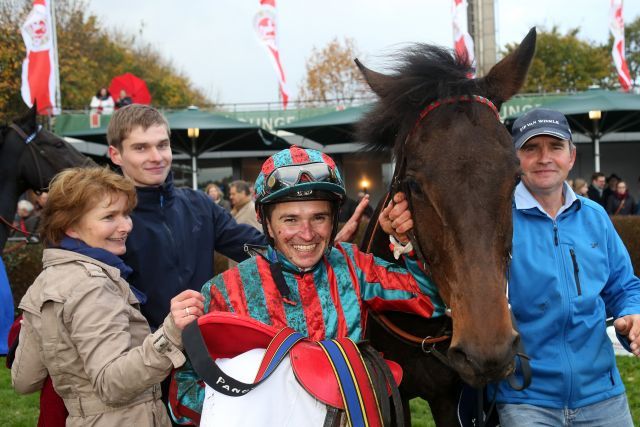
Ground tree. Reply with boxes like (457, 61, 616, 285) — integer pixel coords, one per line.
(502, 27, 612, 93)
(297, 37, 370, 107)
(0, 0, 211, 122)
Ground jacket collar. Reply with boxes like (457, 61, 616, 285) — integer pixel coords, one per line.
(134, 172, 176, 207)
(514, 181, 580, 218)
(43, 248, 122, 283)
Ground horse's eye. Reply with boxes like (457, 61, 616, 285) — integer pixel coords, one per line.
(407, 179, 423, 197)
(55, 141, 64, 148)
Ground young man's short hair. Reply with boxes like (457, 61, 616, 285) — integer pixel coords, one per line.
(40, 167, 137, 245)
(591, 172, 605, 182)
(107, 104, 170, 151)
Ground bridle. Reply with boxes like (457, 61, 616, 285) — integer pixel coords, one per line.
(8, 122, 48, 192)
(365, 94, 501, 352)
(392, 94, 501, 275)
(367, 95, 501, 280)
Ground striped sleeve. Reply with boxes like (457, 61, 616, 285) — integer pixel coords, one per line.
(338, 243, 437, 318)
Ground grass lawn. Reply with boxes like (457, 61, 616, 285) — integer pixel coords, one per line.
(0, 356, 637, 425)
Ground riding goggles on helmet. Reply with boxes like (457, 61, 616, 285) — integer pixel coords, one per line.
(258, 162, 345, 204)
(266, 163, 340, 192)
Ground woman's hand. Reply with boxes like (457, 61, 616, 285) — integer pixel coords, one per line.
(170, 290, 205, 330)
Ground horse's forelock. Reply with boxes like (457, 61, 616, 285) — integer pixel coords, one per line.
(358, 43, 478, 153)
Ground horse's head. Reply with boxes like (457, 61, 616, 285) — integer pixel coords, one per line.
(0, 105, 95, 254)
(3, 105, 95, 191)
(357, 29, 536, 387)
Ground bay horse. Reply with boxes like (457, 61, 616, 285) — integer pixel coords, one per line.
(357, 29, 537, 425)
(0, 105, 94, 255)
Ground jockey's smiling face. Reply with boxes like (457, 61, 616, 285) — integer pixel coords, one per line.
(266, 200, 333, 270)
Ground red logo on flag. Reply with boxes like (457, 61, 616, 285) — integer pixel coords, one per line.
(20, 0, 59, 115)
(610, 0, 633, 91)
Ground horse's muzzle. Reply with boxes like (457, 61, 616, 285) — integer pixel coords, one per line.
(447, 331, 519, 388)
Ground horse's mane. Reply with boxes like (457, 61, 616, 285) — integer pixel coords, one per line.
(358, 44, 479, 152)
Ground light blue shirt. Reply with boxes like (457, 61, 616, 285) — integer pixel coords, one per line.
(514, 181, 577, 219)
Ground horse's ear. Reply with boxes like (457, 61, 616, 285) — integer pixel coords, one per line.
(355, 58, 393, 97)
(477, 27, 536, 106)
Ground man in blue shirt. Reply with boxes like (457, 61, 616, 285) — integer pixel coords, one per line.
(495, 108, 640, 426)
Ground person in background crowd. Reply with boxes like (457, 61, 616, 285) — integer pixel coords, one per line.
(90, 88, 115, 114)
(115, 89, 133, 109)
(205, 182, 230, 211)
(11, 167, 204, 426)
(571, 178, 589, 197)
(228, 180, 261, 269)
(604, 173, 621, 207)
(606, 180, 637, 216)
(11, 200, 34, 236)
(587, 172, 607, 207)
(24, 190, 49, 238)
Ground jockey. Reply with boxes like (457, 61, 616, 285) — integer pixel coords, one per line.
(169, 146, 445, 424)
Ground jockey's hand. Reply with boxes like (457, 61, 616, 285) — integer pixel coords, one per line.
(614, 315, 640, 357)
(379, 192, 412, 244)
(170, 290, 205, 330)
(334, 194, 370, 243)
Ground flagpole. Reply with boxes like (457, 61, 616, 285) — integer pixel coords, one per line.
(49, 0, 61, 115)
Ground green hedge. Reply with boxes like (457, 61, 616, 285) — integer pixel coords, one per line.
(612, 216, 640, 276)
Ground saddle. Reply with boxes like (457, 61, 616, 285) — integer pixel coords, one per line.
(183, 312, 404, 426)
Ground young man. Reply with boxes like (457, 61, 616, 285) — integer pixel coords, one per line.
(107, 105, 266, 330)
(169, 146, 443, 424)
(107, 105, 367, 330)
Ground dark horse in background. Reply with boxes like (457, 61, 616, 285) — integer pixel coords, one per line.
(0, 105, 94, 256)
(357, 29, 537, 426)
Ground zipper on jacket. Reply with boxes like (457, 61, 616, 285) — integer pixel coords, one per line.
(569, 248, 581, 296)
(160, 194, 164, 208)
(553, 222, 559, 246)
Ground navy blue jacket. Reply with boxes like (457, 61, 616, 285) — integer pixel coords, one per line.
(122, 174, 266, 328)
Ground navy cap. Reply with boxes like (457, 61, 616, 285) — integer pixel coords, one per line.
(512, 108, 572, 150)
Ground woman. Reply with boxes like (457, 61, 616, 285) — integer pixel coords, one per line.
(572, 178, 589, 197)
(90, 88, 115, 114)
(205, 182, 231, 211)
(606, 180, 637, 216)
(11, 167, 204, 426)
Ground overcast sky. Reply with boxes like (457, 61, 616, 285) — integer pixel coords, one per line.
(87, 0, 640, 106)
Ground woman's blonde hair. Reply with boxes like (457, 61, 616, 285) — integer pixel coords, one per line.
(40, 167, 137, 245)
